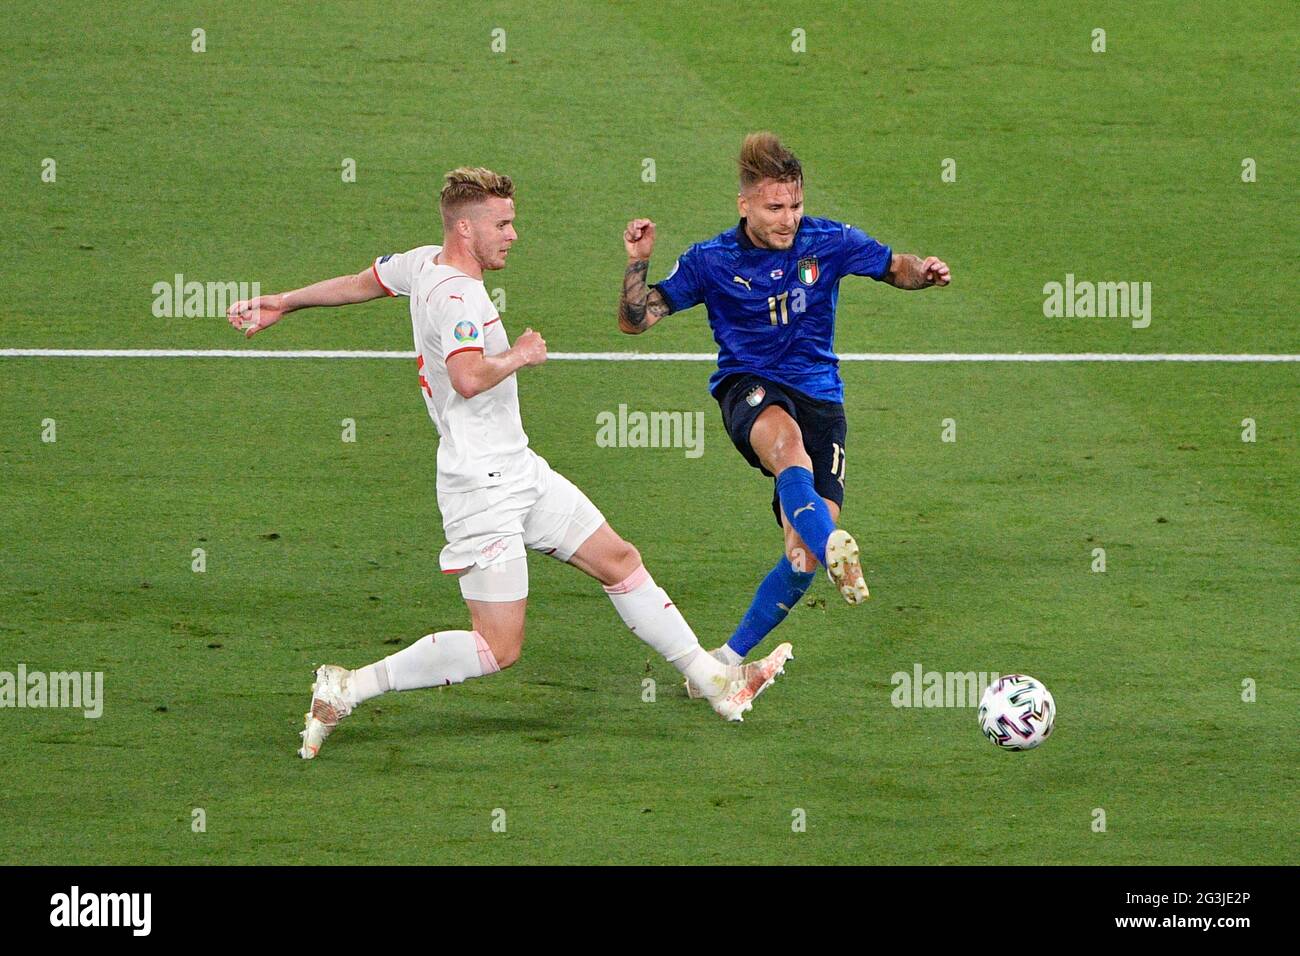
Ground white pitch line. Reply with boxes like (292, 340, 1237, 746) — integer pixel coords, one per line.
(0, 348, 1297, 362)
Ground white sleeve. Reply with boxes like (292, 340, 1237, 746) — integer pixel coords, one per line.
(371, 244, 441, 297)
(439, 282, 495, 359)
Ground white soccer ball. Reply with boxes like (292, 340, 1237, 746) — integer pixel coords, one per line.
(978, 674, 1056, 750)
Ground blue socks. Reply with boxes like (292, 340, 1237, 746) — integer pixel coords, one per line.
(723, 468, 833, 659)
(726, 556, 816, 658)
(775, 466, 835, 566)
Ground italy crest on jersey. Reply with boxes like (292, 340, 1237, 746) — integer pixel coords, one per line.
(797, 257, 820, 285)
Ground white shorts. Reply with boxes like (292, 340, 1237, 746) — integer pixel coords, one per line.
(438, 453, 605, 603)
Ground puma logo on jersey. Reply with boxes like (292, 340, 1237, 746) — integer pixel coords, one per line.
(732, 275, 752, 291)
(792, 502, 816, 519)
(448, 294, 464, 302)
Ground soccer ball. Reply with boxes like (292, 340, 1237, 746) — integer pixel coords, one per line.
(978, 674, 1055, 750)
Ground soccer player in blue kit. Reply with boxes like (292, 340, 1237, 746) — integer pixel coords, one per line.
(617, 132, 951, 686)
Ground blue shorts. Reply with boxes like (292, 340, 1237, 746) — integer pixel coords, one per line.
(715, 373, 847, 527)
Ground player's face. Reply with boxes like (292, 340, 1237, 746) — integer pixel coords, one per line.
(738, 178, 803, 250)
(468, 197, 518, 270)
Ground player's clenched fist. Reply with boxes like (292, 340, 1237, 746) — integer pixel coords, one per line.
(623, 218, 656, 261)
(514, 327, 548, 367)
(922, 257, 951, 287)
(227, 295, 286, 338)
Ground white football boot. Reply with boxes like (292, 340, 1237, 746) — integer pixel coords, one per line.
(685, 646, 733, 699)
(708, 642, 794, 722)
(299, 664, 355, 759)
(826, 528, 869, 605)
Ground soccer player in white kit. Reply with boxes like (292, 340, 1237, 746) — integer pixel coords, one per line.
(227, 168, 793, 758)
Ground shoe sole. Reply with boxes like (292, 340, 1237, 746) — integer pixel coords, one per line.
(299, 666, 342, 759)
(826, 529, 869, 605)
(299, 717, 324, 759)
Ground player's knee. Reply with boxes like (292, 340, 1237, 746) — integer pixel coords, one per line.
(608, 538, 642, 583)
(478, 622, 524, 669)
(493, 642, 522, 670)
(773, 443, 812, 474)
(762, 430, 811, 473)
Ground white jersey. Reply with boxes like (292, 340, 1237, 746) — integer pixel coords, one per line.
(373, 246, 533, 494)
(371, 245, 441, 297)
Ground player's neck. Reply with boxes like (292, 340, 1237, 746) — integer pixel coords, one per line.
(436, 243, 484, 280)
(743, 220, 777, 251)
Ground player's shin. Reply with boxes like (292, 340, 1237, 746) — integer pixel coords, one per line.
(775, 466, 835, 565)
(602, 565, 730, 698)
(349, 630, 500, 705)
(726, 555, 817, 660)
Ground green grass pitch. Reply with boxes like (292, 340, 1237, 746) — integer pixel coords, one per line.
(1, 1, 1296, 864)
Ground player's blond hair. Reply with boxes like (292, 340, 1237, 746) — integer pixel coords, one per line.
(440, 166, 515, 220)
(738, 132, 802, 191)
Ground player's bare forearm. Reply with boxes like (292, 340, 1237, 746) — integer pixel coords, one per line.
(447, 328, 547, 399)
(884, 253, 951, 290)
(450, 352, 524, 398)
(227, 267, 386, 338)
(618, 259, 670, 335)
(279, 270, 386, 314)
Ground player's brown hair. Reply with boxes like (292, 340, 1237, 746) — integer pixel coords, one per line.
(440, 166, 515, 219)
(738, 132, 802, 191)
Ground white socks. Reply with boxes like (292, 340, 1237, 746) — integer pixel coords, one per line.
(349, 630, 500, 705)
(603, 565, 730, 698)
(346, 566, 729, 707)
(716, 645, 743, 666)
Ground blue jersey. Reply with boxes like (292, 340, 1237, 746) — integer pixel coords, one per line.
(653, 216, 892, 403)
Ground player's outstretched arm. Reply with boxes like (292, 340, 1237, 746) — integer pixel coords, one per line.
(226, 266, 387, 339)
(884, 253, 951, 290)
(447, 327, 548, 399)
(618, 218, 672, 335)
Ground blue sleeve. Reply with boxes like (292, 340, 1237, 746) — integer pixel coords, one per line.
(841, 224, 892, 280)
(652, 245, 704, 314)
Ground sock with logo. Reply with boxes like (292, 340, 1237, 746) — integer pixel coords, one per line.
(774, 466, 834, 566)
(726, 555, 817, 659)
(603, 564, 732, 699)
(349, 630, 499, 705)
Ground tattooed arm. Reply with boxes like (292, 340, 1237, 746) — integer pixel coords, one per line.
(619, 218, 672, 335)
(884, 253, 951, 290)
(619, 260, 672, 335)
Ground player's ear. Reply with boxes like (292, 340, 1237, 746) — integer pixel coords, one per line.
(736, 192, 747, 218)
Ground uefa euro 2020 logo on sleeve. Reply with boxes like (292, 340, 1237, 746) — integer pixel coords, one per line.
(453, 321, 479, 344)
